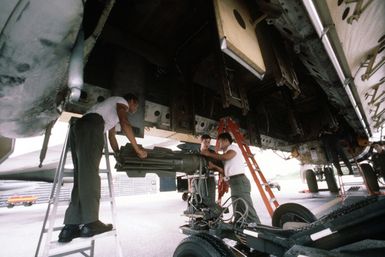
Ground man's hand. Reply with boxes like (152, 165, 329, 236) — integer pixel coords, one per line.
(208, 161, 224, 175)
(207, 161, 215, 170)
(113, 150, 121, 162)
(200, 149, 211, 157)
(136, 148, 148, 159)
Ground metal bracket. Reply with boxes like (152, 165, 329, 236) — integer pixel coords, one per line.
(320, 25, 330, 39)
(360, 40, 385, 81)
(365, 77, 385, 104)
(144, 101, 171, 130)
(219, 56, 250, 115)
(344, 0, 374, 25)
(343, 77, 353, 86)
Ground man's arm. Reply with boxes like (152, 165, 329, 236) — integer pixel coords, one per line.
(208, 161, 224, 175)
(201, 149, 236, 161)
(108, 127, 119, 154)
(116, 103, 147, 159)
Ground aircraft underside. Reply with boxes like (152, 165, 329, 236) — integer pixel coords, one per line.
(0, 0, 384, 166)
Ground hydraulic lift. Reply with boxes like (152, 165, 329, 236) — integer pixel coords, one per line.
(116, 118, 385, 257)
(176, 196, 385, 257)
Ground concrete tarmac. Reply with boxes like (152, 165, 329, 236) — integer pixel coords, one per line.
(0, 192, 188, 257)
(0, 179, 364, 257)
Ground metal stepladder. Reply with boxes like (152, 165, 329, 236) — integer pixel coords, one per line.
(35, 119, 123, 257)
(216, 117, 279, 217)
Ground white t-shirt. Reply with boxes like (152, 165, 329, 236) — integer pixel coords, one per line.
(86, 96, 128, 132)
(223, 144, 245, 178)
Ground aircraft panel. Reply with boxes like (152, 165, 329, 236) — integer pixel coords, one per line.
(0, 0, 83, 138)
(326, 0, 385, 133)
(0, 137, 14, 164)
(214, 0, 266, 79)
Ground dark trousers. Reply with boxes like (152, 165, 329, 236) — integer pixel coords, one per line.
(198, 176, 216, 208)
(323, 141, 353, 175)
(229, 174, 261, 224)
(64, 113, 104, 225)
(333, 146, 354, 174)
(195, 176, 222, 217)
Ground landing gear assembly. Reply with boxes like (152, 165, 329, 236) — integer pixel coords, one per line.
(305, 164, 381, 194)
(305, 167, 340, 193)
(175, 196, 385, 257)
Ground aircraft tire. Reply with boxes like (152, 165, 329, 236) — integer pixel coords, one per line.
(173, 233, 235, 257)
(272, 202, 317, 228)
(360, 163, 379, 192)
(324, 167, 339, 193)
(305, 169, 318, 193)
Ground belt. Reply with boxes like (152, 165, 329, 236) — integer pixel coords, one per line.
(83, 113, 103, 120)
(224, 174, 245, 181)
(230, 174, 245, 179)
(81, 113, 104, 124)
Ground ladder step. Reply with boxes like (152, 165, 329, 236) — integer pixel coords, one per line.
(43, 222, 116, 234)
(56, 200, 70, 206)
(48, 230, 118, 250)
(46, 199, 69, 206)
(48, 246, 92, 257)
(43, 226, 64, 233)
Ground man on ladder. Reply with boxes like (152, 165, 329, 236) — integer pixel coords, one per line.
(58, 93, 147, 243)
(201, 132, 261, 225)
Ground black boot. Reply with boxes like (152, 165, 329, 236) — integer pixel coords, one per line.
(80, 220, 112, 237)
(58, 224, 80, 243)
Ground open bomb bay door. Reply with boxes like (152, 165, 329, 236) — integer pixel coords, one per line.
(213, 0, 266, 80)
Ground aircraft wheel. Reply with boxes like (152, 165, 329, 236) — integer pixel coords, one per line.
(272, 203, 317, 228)
(305, 169, 318, 193)
(360, 163, 379, 192)
(324, 168, 338, 193)
(173, 233, 235, 257)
